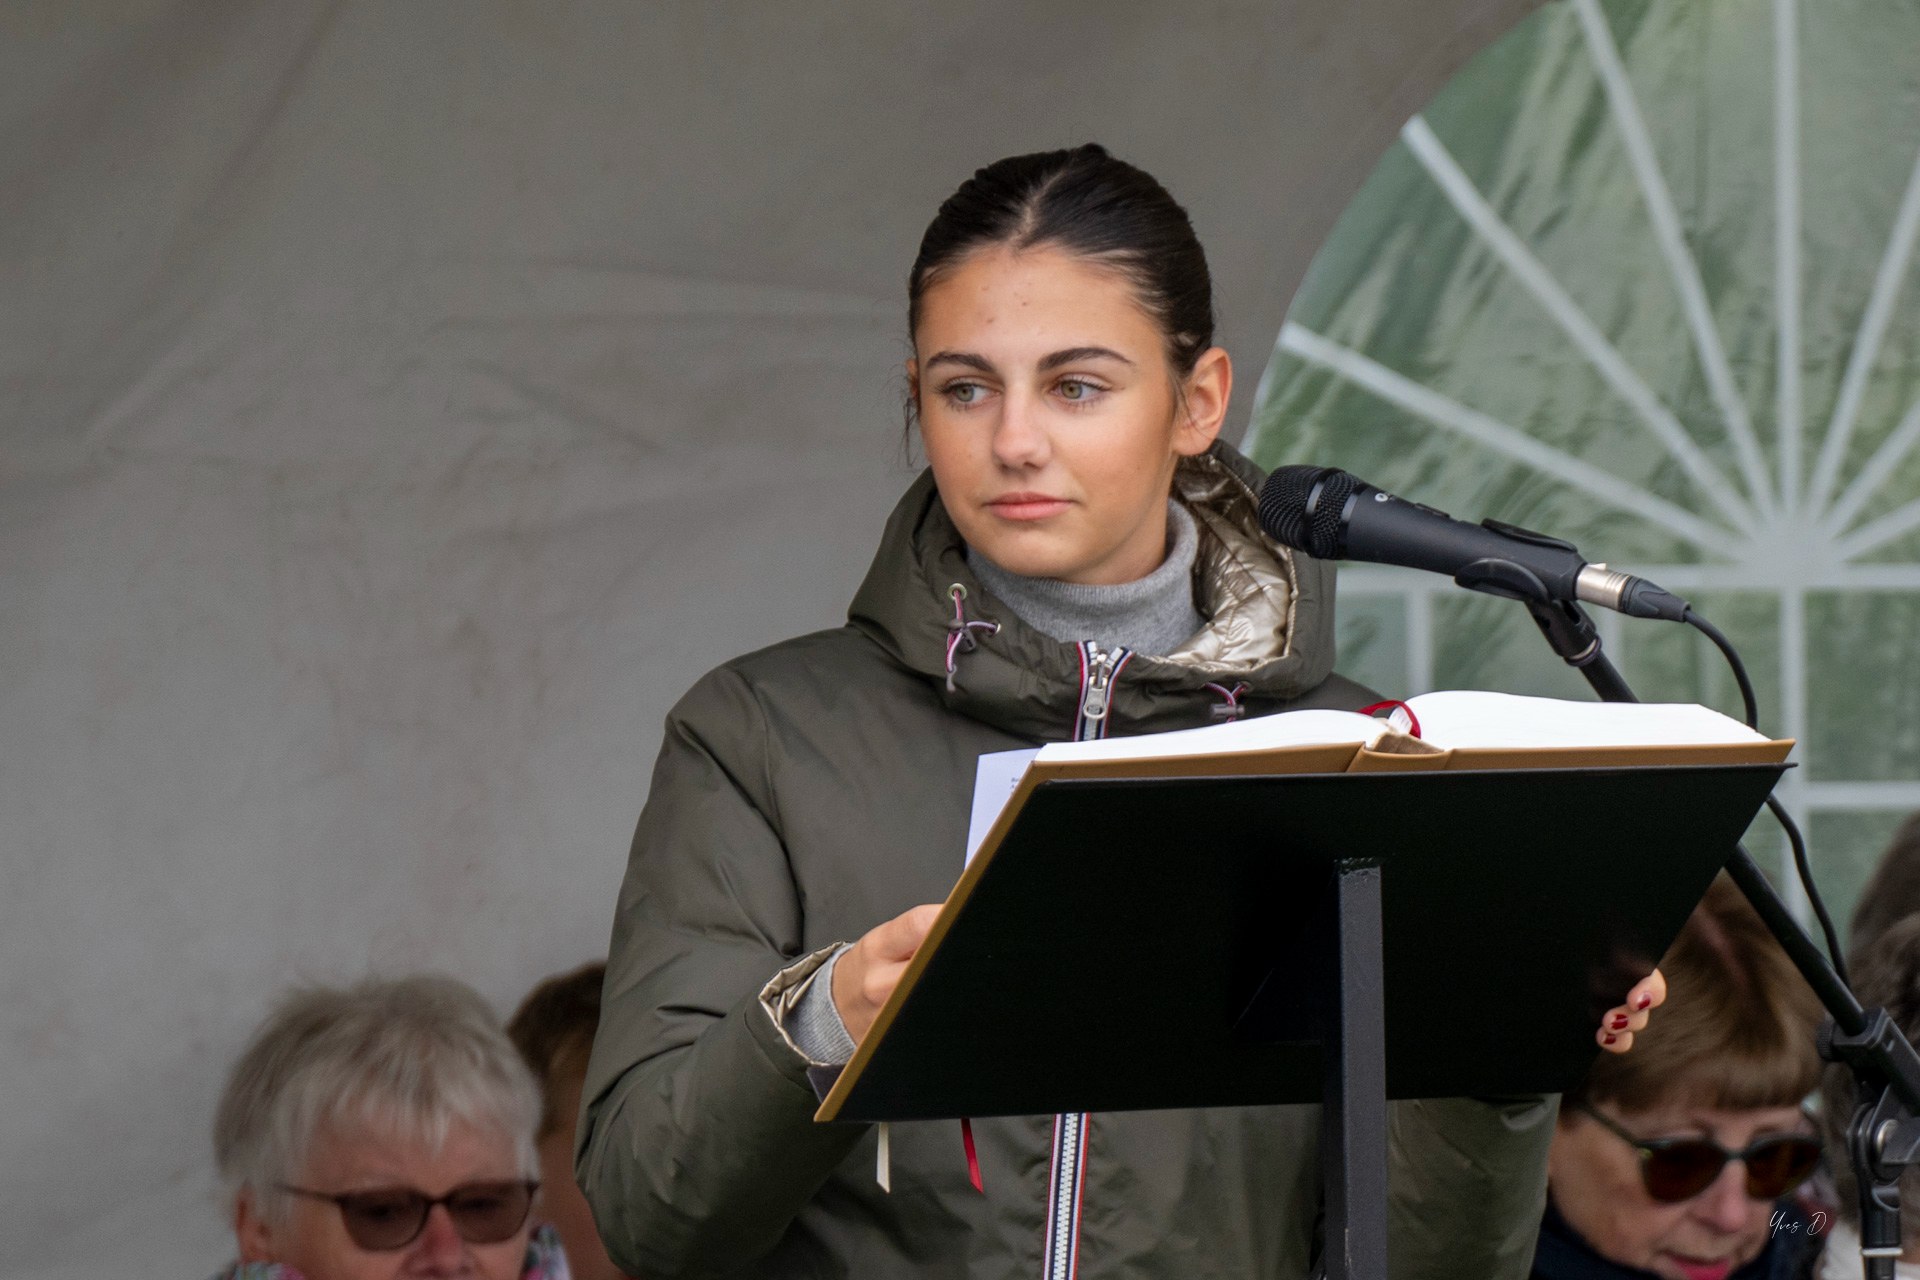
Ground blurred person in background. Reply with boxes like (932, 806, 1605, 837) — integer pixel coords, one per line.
(1816, 810, 1920, 1279)
(509, 962, 632, 1280)
(1818, 913, 1920, 1278)
(1535, 874, 1826, 1280)
(1843, 812, 1920, 959)
(211, 975, 568, 1280)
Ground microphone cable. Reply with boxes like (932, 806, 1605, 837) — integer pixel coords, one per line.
(1683, 605, 1849, 987)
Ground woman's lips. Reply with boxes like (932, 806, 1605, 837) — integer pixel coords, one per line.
(986, 494, 1071, 521)
(1667, 1255, 1734, 1280)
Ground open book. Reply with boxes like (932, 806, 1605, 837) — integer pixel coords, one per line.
(967, 691, 1792, 861)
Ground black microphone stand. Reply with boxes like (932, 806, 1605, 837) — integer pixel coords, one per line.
(1524, 595, 1920, 1280)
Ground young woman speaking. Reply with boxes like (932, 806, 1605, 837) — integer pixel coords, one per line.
(578, 144, 1661, 1279)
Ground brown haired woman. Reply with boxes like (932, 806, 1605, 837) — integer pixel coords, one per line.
(578, 144, 1662, 1280)
(1538, 874, 1825, 1280)
(508, 962, 632, 1280)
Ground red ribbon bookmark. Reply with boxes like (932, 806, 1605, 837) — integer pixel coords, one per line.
(1358, 700, 1422, 739)
(961, 1117, 983, 1193)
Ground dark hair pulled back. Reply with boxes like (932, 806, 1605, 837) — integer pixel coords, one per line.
(908, 144, 1215, 376)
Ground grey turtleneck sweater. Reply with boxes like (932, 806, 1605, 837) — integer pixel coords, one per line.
(967, 500, 1204, 657)
(779, 500, 1207, 1068)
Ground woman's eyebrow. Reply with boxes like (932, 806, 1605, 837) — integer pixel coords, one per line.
(922, 351, 995, 373)
(1039, 346, 1133, 371)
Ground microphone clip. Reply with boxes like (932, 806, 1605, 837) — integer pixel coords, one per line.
(1451, 520, 1578, 605)
(1452, 557, 1553, 605)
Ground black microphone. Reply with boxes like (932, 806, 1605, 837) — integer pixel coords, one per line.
(1257, 465, 1691, 621)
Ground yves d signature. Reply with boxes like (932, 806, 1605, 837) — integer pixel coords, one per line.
(1771, 1209, 1830, 1237)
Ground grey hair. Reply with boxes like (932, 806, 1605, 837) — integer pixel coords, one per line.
(213, 975, 541, 1223)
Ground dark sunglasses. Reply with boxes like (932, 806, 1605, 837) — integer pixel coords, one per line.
(277, 1179, 539, 1251)
(1575, 1103, 1821, 1204)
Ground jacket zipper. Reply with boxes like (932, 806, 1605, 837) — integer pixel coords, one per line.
(1043, 1110, 1087, 1280)
(1073, 643, 1122, 741)
(1045, 642, 1130, 1280)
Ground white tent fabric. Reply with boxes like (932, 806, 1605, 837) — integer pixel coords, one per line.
(0, 4, 1537, 1274)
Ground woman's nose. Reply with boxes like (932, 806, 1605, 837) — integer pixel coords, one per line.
(408, 1203, 470, 1271)
(1688, 1161, 1759, 1235)
(990, 391, 1049, 468)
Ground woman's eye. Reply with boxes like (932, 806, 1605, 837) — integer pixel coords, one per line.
(1057, 379, 1101, 402)
(347, 1195, 416, 1224)
(942, 382, 986, 406)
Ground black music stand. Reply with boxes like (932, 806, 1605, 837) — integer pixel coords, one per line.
(818, 762, 1787, 1278)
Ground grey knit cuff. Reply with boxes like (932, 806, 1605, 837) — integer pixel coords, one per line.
(758, 942, 858, 1068)
(791, 947, 859, 1066)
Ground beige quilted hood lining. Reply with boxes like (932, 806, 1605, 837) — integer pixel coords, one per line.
(1161, 452, 1300, 675)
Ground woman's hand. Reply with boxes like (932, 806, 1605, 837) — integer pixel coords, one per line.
(832, 904, 944, 1043)
(1596, 968, 1666, 1054)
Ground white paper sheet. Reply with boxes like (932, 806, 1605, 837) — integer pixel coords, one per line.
(967, 748, 1039, 865)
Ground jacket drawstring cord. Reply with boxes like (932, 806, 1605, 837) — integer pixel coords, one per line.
(943, 583, 1001, 693)
(945, 580, 999, 1191)
(1205, 681, 1251, 721)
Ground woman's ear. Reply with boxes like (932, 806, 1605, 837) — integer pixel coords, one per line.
(234, 1188, 276, 1264)
(905, 357, 920, 409)
(1174, 347, 1231, 456)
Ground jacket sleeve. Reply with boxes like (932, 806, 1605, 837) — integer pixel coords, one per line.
(1386, 1094, 1558, 1280)
(575, 667, 866, 1278)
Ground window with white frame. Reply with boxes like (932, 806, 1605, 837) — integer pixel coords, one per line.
(1248, 0, 1920, 935)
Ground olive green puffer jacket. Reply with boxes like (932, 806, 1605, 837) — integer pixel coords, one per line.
(578, 442, 1555, 1278)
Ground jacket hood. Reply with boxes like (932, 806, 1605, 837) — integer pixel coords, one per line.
(846, 440, 1340, 741)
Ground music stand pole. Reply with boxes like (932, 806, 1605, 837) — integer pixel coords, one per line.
(1322, 857, 1389, 1280)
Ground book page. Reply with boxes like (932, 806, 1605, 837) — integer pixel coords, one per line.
(1402, 690, 1771, 749)
(965, 710, 1386, 862)
(1031, 707, 1384, 765)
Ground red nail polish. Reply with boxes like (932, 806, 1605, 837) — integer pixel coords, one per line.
(1635, 992, 1652, 1010)
(1610, 1014, 1629, 1030)
(1603, 1033, 1618, 1045)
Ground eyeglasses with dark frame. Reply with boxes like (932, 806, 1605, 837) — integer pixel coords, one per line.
(276, 1180, 540, 1251)
(1574, 1103, 1821, 1204)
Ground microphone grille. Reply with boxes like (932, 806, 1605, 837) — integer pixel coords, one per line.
(1258, 465, 1356, 560)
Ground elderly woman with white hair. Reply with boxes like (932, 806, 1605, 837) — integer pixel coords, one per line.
(211, 975, 571, 1280)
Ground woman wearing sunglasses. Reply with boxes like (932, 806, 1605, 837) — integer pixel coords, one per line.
(1537, 875, 1827, 1280)
(211, 976, 570, 1280)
